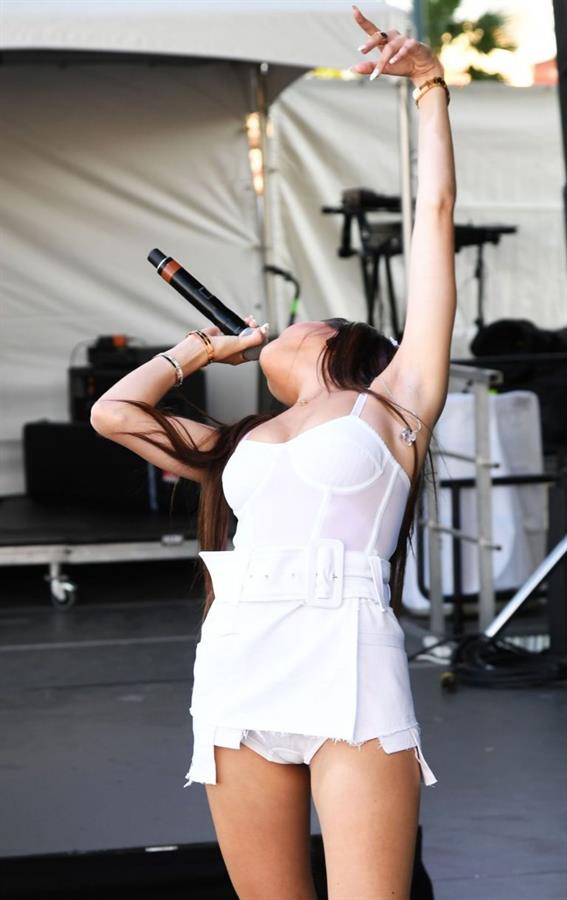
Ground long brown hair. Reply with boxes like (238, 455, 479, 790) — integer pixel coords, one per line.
(116, 319, 432, 621)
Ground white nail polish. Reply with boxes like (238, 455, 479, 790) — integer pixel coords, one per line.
(369, 68, 380, 81)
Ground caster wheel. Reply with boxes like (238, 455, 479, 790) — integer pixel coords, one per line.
(49, 579, 77, 610)
(440, 670, 457, 692)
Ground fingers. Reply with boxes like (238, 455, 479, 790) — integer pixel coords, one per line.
(352, 32, 418, 81)
(245, 314, 268, 335)
(352, 4, 380, 37)
(358, 28, 392, 55)
(230, 322, 269, 365)
(368, 33, 405, 80)
(351, 61, 380, 76)
(388, 37, 418, 66)
(242, 315, 269, 343)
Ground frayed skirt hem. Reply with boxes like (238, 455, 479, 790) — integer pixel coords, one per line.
(183, 722, 438, 789)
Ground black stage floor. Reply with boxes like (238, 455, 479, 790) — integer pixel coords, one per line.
(1, 559, 566, 899)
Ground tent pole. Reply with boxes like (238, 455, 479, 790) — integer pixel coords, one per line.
(553, 0, 567, 263)
(398, 75, 414, 335)
(252, 63, 275, 329)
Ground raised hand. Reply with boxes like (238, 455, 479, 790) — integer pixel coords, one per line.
(351, 5, 442, 84)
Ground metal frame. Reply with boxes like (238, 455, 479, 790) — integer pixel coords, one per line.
(423, 363, 503, 632)
(485, 535, 567, 639)
(252, 62, 275, 326)
(0, 537, 199, 608)
(418, 472, 556, 638)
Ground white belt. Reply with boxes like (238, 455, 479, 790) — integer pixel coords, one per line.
(199, 539, 392, 611)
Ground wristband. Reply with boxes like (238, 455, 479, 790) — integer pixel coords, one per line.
(153, 352, 184, 387)
(413, 76, 450, 108)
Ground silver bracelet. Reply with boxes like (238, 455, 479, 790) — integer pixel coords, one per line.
(153, 351, 184, 387)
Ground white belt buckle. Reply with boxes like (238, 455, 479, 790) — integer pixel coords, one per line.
(305, 539, 344, 608)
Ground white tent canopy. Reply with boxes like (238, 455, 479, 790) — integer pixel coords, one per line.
(1, 0, 410, 67)
(0, 0, 412, 495)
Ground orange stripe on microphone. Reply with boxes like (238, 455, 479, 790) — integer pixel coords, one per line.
(161, 259, 181, 283)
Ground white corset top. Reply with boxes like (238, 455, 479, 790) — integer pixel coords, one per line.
(222, 392, 411, 560)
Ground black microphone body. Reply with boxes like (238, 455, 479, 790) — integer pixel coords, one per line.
(147, 249, 262, 360)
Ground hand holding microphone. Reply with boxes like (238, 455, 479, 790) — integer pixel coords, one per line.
(148, 249, 269, 364)
(188, 317, 269, 366)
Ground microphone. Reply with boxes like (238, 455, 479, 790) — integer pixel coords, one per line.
(147, 249, 263, 361)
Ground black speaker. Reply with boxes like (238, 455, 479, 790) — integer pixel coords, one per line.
(467, 319, 567, 451)
(69, 361, 206, 424)
(23, 421, 199, 515)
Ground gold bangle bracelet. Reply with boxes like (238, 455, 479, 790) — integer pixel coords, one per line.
(186, 329, 215, 365)
(412, 76, 450, 108)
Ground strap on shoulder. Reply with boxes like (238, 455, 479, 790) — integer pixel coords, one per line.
(350, 392, 368, 418)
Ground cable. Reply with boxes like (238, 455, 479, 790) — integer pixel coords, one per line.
(451, 633, 566, 688)
(409, 632, 566, 688)
(408, 632, 567, 688)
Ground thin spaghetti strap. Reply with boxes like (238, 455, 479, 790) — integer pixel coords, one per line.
(350, 392, 368, 418)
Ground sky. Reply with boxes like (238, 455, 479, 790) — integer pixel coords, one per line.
(395, 0, 557, 85)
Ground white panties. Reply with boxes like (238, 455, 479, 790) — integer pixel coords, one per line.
(240, 727, 432, 772)
(185, 722, 438, 786)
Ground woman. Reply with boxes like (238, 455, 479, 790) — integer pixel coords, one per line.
(91, 7, 456, 899)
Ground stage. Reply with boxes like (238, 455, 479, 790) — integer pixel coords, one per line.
(0, 558, 564, 899)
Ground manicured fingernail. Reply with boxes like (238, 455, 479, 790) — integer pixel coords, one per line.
(357, 43, 368, 52)
(369, 67, 380, 81)
(390, 54, 398, 64)
(261, 322, 270, 333)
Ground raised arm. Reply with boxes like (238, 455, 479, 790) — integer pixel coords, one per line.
(352, 7, 457, 426)
(395, 62, 456, 421)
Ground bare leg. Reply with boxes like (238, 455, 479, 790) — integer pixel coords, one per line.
(205, 743, 318, 900)
(309, 738, 421, 900)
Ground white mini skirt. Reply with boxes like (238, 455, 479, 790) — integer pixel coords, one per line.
(183, 543, 438, 789)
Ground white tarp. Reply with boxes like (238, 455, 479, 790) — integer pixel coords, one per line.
(1, 0, 409, 67)
(0, 62, 264, 493)
(0, 0, 412, 495)
(269, 77, 567, 350)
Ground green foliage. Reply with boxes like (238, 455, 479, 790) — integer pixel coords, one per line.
(425, 0, 517, 80)
(471, 13, 517, 55)
(426, 0, 462, 54)
(466, 65, 505, 82)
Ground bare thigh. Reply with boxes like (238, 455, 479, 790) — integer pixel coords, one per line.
(205, 743, 318, 900)
(309, 738, 421, 900)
